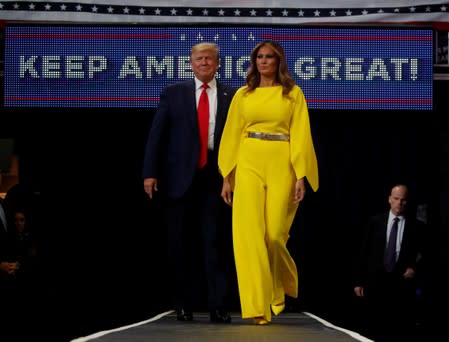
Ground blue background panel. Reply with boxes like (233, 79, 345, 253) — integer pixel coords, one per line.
(4, 25, 433, 110)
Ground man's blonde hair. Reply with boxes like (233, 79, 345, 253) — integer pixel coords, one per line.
(190, 42, 219, 61)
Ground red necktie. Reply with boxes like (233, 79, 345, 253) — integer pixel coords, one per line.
(197, 83, 209, 168)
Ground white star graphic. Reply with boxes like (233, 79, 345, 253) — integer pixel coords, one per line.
(13, 3, 19, 10)
(123, 7, 130, 14)
(60, 4, 66, 11)
(314, 10, 320, 17)
(298, 10, 304, 17)
(234, 9, 241, 16)
(346, 10, 352, 16)
(91, 6, 98, 13)
(330, 10, 336, 17)
(441, 6, 447, 12)
(425, 7, 431, 12)
(394, 8, 400, 13)
(76, 5, 82, 11)
(202, 9, 209, 16)
(170, 8, 177, 15)
(378, 9, 384, 14)
(186, 9, 193, 15)
(362, 10, 368, 15)
(44, 4, 51, 10)
(250, 10, 257, 16)
(107, 7, 113, 13)
(218, 9, 225, 16)
(282, 10, 288, 16)
(29, 4, 35, 10)
(155, 8, 161, 15)
(266, 9, 273, 16)
(139, 8, 145, 15)
(409, 7, 416, 12)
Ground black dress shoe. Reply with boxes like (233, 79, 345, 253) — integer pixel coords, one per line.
(176, 309, 193, 321)
(210, 309, 231, 323)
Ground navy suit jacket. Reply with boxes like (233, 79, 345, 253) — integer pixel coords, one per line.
(142, 79, 236, 199)
(354, 212, 423, 287)
(0, 200, 10, 262)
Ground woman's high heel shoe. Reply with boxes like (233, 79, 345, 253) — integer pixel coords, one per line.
(253, 316, 269, 325)
(271, 302, 285, 316)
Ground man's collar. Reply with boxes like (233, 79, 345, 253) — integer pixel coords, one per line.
(194, 77, 216, 89)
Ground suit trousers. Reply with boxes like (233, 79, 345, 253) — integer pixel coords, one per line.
(164, 160, 232, 312)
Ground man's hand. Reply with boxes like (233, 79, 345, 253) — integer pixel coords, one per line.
(144, 178, 158, 199)
(0, 261, 19, 275)
(354, 286, 364, 297)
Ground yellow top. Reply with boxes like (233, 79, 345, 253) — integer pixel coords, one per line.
(218, 85, 319, 192)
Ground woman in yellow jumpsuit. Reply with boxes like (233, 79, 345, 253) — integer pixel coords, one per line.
(218, 41, 319, 325)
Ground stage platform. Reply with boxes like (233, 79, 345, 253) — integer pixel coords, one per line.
(71, 311, 373, 342)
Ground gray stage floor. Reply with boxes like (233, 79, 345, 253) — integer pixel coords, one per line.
(71, 311, 373, 342)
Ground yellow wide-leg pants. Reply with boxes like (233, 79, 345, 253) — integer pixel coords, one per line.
(233, 137, 299, 321)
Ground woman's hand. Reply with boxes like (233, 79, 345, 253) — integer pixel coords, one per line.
(293, 178, 305, 204)
(221, 176, 233, 206)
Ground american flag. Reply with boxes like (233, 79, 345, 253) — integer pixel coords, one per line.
(0, 1, 448, 29)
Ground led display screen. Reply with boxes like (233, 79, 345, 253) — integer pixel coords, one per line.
(3, 24, 433, 110)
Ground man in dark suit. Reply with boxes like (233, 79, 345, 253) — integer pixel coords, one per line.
(1, 183, 19, 338)
(142, 42, 236, 323)
(1, 182, 18, 278)
(353, 184, 424, 341)
(0, 197, 14, 274)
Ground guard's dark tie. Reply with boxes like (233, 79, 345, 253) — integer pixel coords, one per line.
(197, 83, 209, 168)
(384, 217, 399, 272)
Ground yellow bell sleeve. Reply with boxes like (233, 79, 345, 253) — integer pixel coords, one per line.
(218, 87, 246, 178)
(289, 86, 319, 192)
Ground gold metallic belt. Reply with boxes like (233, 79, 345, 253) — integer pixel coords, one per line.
(247, 131, 289, 141)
